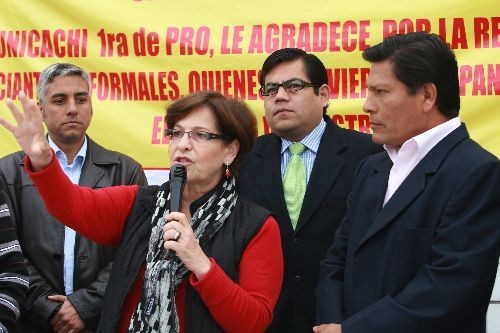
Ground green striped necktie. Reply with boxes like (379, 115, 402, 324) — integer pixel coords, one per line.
(283, 142, 306, 229)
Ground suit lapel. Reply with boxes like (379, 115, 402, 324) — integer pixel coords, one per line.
(357, 156, 392, 222)
(78, 139, 106, 188)
(295, 120, 346, 232)
(357, 165, 427, 248)
(355, 124, 470, 250)
(251, 135, 291, 228)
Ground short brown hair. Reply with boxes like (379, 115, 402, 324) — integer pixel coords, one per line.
(165, 91, 257, 177)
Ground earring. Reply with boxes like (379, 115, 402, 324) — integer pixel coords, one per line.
(225, 161, 231, 178)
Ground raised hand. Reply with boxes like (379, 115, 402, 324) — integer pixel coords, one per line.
(0, 91, 52, 170)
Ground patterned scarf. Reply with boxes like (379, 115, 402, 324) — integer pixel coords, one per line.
(128, 176, 238, 333)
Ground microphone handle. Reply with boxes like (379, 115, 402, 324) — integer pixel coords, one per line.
(169, 181, 183, 212)
(166, 164, 186, 259)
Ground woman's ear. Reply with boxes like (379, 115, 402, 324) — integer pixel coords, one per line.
(225, 139, 240, 163)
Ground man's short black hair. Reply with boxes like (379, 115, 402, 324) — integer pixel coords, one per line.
(362, 32, 460, 118)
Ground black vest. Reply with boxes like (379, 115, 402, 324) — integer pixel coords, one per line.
(98, 184, 270, 332)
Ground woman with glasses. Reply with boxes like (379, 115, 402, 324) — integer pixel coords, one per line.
(1, 90, 283, 333)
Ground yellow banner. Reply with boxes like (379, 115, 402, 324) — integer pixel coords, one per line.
(1, 0, 499, 169)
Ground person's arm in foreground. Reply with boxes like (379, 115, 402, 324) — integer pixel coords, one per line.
(0, 186, 29, 333)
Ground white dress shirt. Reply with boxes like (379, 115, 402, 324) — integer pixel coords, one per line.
(48, 136, 87, 295)
(383, 117, 461, 205)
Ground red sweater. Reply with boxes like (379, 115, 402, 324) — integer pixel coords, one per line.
(27, 155, 283, 333)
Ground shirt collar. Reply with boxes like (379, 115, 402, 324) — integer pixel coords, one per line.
(384, 117, 461, 163)
(48, 135, 88, 168)
(281, 117, 326, 154)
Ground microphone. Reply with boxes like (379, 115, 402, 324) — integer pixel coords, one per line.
(166, 164, 186, 260)
(169, 164, 187, 212)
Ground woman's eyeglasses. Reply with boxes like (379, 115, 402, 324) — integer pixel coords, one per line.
(164, 129, 231, 142)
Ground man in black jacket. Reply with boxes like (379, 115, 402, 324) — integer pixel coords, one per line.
(0, 63, 147, 333)
(239, 48, 381, 332)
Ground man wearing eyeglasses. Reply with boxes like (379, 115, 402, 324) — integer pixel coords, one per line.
(0, 63, 147, 333)
(238, 48, 381, 333)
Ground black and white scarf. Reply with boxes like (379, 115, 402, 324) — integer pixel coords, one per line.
(128, 177, 238, 333)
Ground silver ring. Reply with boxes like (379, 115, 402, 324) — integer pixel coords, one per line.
(172, 230, 181, 241)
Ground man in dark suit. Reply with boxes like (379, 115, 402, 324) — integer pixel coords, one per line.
(314, 32, 500, 333)
(238, 48, 381, 332)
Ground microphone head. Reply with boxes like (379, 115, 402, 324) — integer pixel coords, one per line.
(170, 164, 187, 184)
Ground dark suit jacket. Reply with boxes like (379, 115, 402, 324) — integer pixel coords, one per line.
(239, 116, 382, 332)
(0, 137, 147, 332)
(316, 124, 500, 333)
